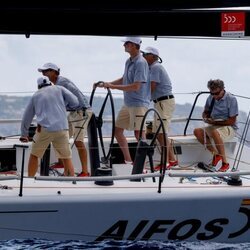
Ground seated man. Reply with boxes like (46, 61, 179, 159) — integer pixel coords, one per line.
(193, 79, 238, 172)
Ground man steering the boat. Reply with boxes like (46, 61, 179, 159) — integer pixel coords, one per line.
(193, 79, 238, 172)
(94, 37, 150, 165)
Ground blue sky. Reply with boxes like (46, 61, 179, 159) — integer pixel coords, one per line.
(0, 35, 249, 112)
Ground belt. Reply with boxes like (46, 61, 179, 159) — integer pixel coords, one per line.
(153, 95, 174, 103)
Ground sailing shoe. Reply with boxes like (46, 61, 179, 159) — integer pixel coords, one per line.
(154, 164, 165, 171)
(166, 160, 179, 170)
(154, 161, 178, 171)
(50, 162, 64, 169)
(218, 163, 230, 172)
(77, 172, 90, 177)
(212, 154, 222, 167)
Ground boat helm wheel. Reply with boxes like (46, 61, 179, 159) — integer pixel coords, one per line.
(137, 108, 167, 177)
(89, 82, 115, 164)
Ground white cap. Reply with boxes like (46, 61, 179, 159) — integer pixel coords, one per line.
(142, 46, 159, 57)
(38, 62, 60, 72)
(37, 76, 51, 86)
(121, 37, 142, 45)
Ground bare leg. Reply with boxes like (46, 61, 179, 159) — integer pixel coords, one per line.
(62, 158, 75, 176)
(209, 129, 227, 163)
(115, 126, 132, 162)
(168, 139, 176, 162)
(28, 154, 39, 177)
(193, 128, 217, 154)
(157, 133, 176, 162)
(134, 130, 145, 141)
(75, 140, 88, 174)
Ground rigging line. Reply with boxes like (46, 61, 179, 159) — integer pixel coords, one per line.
(235, 111, 250, 170)
(232, 94, 250, 100)
(235, 132, 250, 144)
(233, 109, 250, 171)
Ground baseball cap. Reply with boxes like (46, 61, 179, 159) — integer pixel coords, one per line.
(37, 76, 51, 87)
(141, 46, 162, 63)
(142, 46, 159, 57)
(121, 37, 142, 45)
(38, 62, 60, 72)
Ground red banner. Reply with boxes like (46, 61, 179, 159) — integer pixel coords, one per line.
(221, 12, 245, 37)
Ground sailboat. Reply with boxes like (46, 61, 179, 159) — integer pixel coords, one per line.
(0, 0, 250, 244)
(0, 87, 250, 243)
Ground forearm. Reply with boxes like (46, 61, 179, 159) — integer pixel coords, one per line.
(105, 81, 141, 91)
(204, 116, 236, 126)
(108, 78, 123, 85)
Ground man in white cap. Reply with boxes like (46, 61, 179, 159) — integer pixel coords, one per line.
(20, 76, 79, 177)
(142, 46, 177, 170)
(94, 37, 150, 165)
(38, 63, 92, 177)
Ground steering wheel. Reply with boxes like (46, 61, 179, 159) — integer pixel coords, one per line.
(89, 82, 115, 164)
(138, 108, 167, 176)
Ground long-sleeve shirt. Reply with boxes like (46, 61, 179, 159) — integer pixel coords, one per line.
(21, 85, 79, 136)
(56, 76, 90, 109)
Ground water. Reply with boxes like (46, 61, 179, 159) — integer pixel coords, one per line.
(0, 240, 250, 250)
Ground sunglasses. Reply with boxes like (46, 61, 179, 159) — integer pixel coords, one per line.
(124, 41, 132, 46)
(142, 52, 153, 56)
(210, 90, 221, 96)
(42, 69, 53, 73)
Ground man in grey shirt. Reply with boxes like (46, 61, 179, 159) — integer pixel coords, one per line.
(20, 76, 79, 176)
(142, 46, 177, 170)
(194, 79, 238, 172)
(95, 37, 150, 165)
(38, 63, 92, 177)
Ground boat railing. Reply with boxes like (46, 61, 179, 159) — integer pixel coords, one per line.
(35, 172, 161, 182)
(169, 171, 250, 178)
(183, 91, 210, 136)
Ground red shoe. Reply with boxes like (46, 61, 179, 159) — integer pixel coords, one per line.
(218, 163, 229, 172)
(166, 160, 178, 170)
(50, 162, 64, 169)
(154, 164, 165, 171)
(212, 154, 222, 167)
(77, 172, 90, 177)
(154, 161, 178, 171)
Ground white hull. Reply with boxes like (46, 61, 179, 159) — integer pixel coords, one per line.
(0, 175, 250, 242)
(0, 117, 250, 243)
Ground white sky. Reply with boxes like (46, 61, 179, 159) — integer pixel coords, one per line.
(0, 35, 249, 113)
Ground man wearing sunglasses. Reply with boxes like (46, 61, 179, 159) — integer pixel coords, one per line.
(194, 79, 238, 172)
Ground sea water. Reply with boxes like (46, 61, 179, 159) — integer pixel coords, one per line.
(0, 240, 249, 249)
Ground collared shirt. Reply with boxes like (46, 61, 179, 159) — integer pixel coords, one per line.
(205, 91, 238, 129)
(149, 61, 173, 101)
(21, 85, 79, 136)
(122, 54, 150, 107)
(56, 76, 90, 109)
